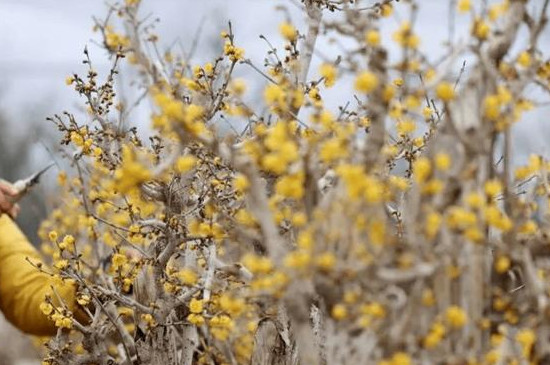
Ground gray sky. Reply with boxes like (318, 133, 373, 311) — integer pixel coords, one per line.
(0, 0, 549, 166)
(0, 0, 286, 117)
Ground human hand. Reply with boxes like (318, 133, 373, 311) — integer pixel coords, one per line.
(0, 181, 20, 218)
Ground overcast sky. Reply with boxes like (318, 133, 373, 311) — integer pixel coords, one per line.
(0, 0, 549, 166)
(0, 0, 287, 119)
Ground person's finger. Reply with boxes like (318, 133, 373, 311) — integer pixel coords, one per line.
(0, 196, 13, 215)
(0, 182, 17, 196)
(9, 204, 20, 219)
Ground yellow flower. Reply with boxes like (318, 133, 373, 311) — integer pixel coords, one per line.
(284, 250, 311, 268)
(423, 332, 442, 348)
(113, 145, 152, 193)
(316, 252, 336, 271)
(446, 206, 477, 230)
(275, 173, 304, 199)
(189, 298, 204, 314)
(60, 317, 73, 329)
(391, 352, 412, 365)
(389, 175, 409, 191)
(105, 30, 130, 50)
(485, 349, 500, 364)
(517, 51, 531, 68)
(186, 104, 204, 122)
(223, 41, 245, 61)
(54, 259, 69, 270)
(57, 171, 67, 186)
(320, 138, 348, 163)
(447, 266, 462, 280)
(484, 205, 512, 232)
(187, 313, 205, 325)
(210, 315, 234, 340)
(393, 21, 420, 49)
(423, 322, 446, 348)
(464, 227, 483, 243)
(358, 315, 371, 328)
(51, 311, 72, 329)
(446, 306, 468, 328)
(425, 211, 442, 239)
(203, 62, 214, 76)
(435, 153, 451, 171)
(361, 302, 386, 318)
(457, 0, 471, 13)
(369, 219, 386, 245)
(40, 302, 54, 316)
(141, 313, 156, 327)
(279, 22, 298, 42)
(362, 175, 384, 203)
(436, 82, 455, 102)
(331, 304, 347, 320)
(355, 71, 379, 93)
(70, 131, 84, 147)
(473, 18, 490, 40)
(488, 4, 502, 21)
(519, 220, 537, 235)
(176, 269, 198, 286)
(111, 253, 127, 269)
(175, 155, 197, 173)
(422, 289, 436, 307)
(233, 174, 250, 192)
(264, 84, 286, 106)
(242, 254, 273, 274)
(230, 78, 247, 95)
(291, 212, 307, 227)
(405, 95, 421, 110)
(319, 63, 337, 88)
(218, 295, 245, 317)
(413, 157, 432, 184)
(235, 209, 257, 227)
(396, 120, 416, 136)
(484, 179, 503, 198)
(483, 94, 500, 120)
(497, 85, 512, 105)
(77, 294, 91, 306)
(297, 230, 313, 250)
(60, 235, 75, 252)
(516, 329, 536, 357)
(425, 68, 437, 81)
(381, 85, 394, 102)
(413, 137, 424, 148)
(365, 30, 381, 46)
(48, 230, 58, 242)
(494, 255, 511, 273)
(380, 3, 393, 17)
(422, 106, 433, 119)
(465, 192, 484, 209)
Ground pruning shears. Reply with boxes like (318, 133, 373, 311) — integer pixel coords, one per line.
(0, 163, 56, 204)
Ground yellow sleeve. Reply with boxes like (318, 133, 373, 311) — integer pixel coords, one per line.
(0, 215, 81, 336)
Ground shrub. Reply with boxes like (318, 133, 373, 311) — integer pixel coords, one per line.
(36, 0, 550, 364)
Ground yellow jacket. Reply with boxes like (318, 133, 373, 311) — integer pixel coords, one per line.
(0, 215, 81, 336)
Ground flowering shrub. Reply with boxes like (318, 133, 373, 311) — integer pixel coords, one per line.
(35, 0, 550, 364)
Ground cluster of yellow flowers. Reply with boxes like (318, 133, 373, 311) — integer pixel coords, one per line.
(33, 0, 550, 364)
(39, 300, 73, 330)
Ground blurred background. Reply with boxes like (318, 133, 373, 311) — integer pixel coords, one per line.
(0, 1, 548, 363)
